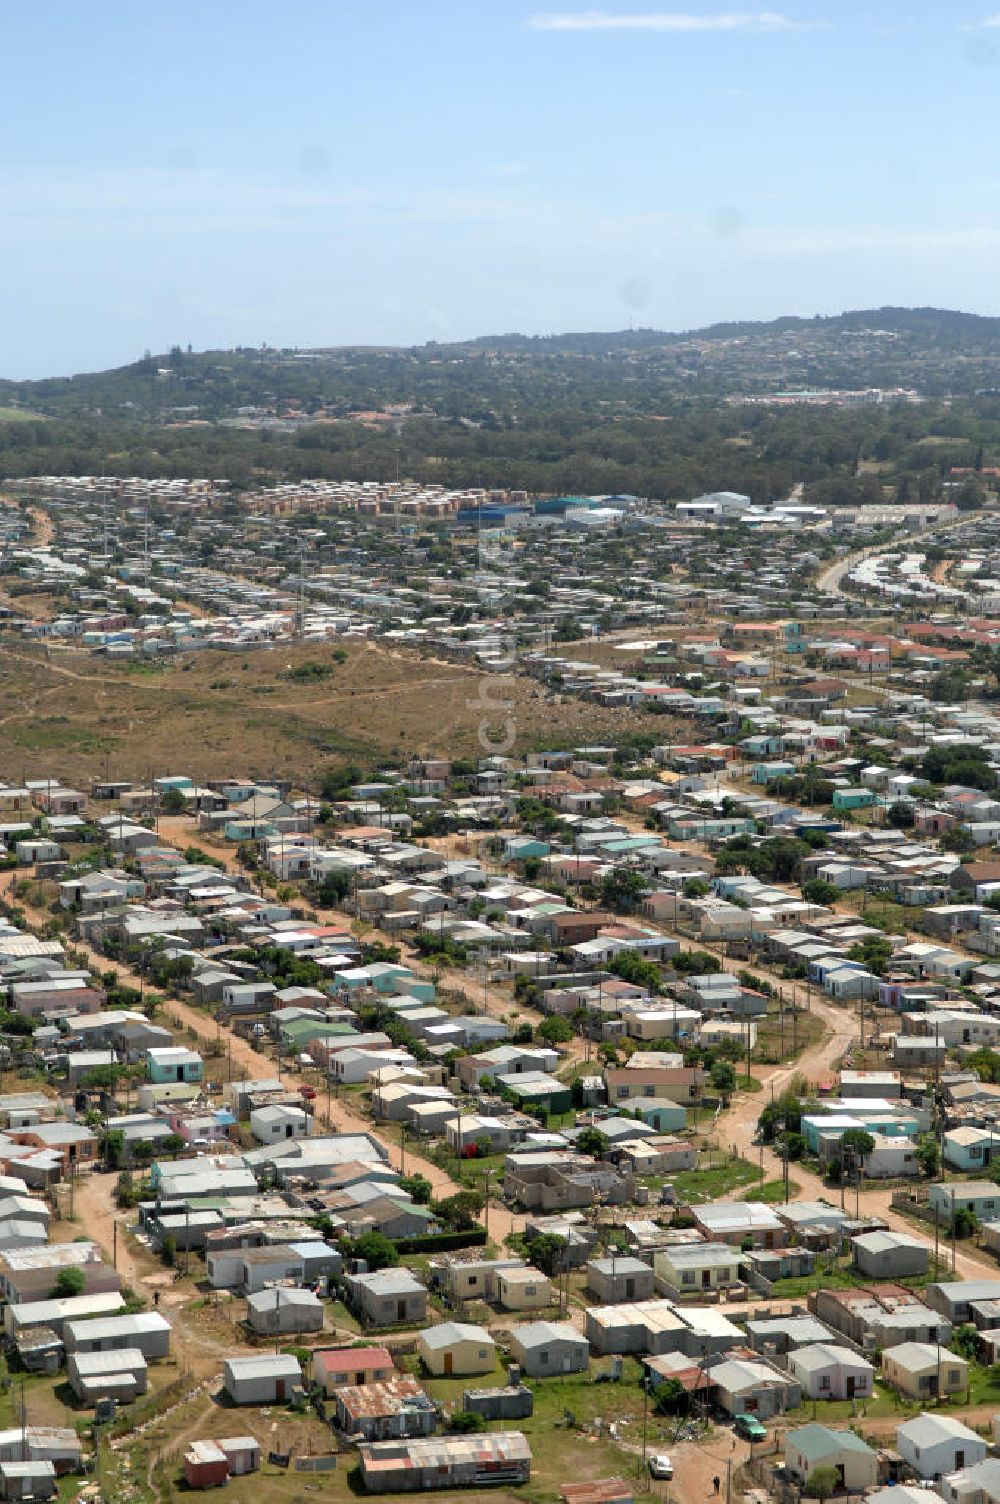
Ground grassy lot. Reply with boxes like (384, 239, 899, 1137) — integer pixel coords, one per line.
(422, 1361, 672, 1498)
(770, 1253, 954, 1300)
(134, 1362, 664, 1504)
(0, 637, 666, 784)
(754, 1005, 825, 1066)
(745, 1177, 801, 1203)
(836, 890, 925, 935)
(672, 1155, 761, 1203)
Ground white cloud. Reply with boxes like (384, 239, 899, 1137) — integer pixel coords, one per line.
(528, 9, 820, 33)
(967, 12, 1000, 26)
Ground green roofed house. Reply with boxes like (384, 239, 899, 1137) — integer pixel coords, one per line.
(496, 1072, 572, 1116)
(785, 1423, 878, 1493)
(279, 1018, 355, 1052)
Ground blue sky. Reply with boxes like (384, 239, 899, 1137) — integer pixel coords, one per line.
(5, 1, 1000, 376)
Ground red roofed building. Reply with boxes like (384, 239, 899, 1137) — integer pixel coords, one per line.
(312, 1346, 394, 1395)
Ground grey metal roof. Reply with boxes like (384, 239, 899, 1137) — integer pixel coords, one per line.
(898, 1414, 981, 1446)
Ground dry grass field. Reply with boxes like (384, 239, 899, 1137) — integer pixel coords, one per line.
(0, 636, 660, 787)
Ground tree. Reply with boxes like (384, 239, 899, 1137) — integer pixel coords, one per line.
(538, 1015, 573, 1045)
(807, 1467, 840, 1502)
(600, 866, 647, 911)
(100, 1129, 125, 1169)
(802, 878, 840, 906)
(840, 1127, 875, 1160)
(52, 1266, 85, 1298)
(709, 1059, 737, 1103)
(398, 1173, 433, 1205)
(952, 1206, 979, 1239)
(524, 1232, 567, 1277)
(652, 1377, 688, 1414)
(831, 1127, 874, 1181)
(916, 1135, 939, 1178)
(350, 1231, 399, 1270)
(513, 1022, 534, 1044)
(160, 788, 186, 814)
(448, 1410, 485, 1433)
(886, 801, 915, 829)
(608, 950, 663, 993)
(952, 1323, 979, 1361)
(575, 1127, 609, 1159)
(432, 1191, 484, 1232)
(847, 936, 893, 974)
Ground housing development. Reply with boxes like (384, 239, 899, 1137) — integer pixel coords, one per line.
(7, 473, 1000, 1504)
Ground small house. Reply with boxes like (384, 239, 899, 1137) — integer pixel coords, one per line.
(246, 1288, 323, 1337)
(585, 1257, 655, 1305)
(0, 1460, 56, 1501)
(508, 1321, 589, 1377)
(358, 1432, 531, 1493)
(494, 1267, 552, 1311)
(334, 1377, 437, 1442)
(882, 1343, 969, 1402)
(787, 1343, 874, 1401)
(312, 1346, 394, 1394)
(653, 1242, 742, 1299)
(183, 1441, 230, 1491)
(939, 1459, 1000, 1504)
(784, 1423, 878, 1492)
(417, 1322, 496, 1377)
(346, 1268, 428, 1328)
(222, 1353, 302, 1405)
(896, 1414, 986, 1479)
(851, 1230, 930, 1280)
(66, 1347, 148, 1404)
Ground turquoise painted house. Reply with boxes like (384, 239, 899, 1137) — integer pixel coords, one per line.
(943, 1128, 996, 1174)
(629, 1100, 687, 1132)
(224, 818, 279, 841)
(802, 1108, 920, 1154)
(335, 962, 415, 996)
(147, 1046, 203, 1084)
(751, 761, 796, 785)
(742, 736, 783, 759)
(504, 836, 552, 861)
(929, 1180, 1000, 1222)
(832, 788, 877, 811)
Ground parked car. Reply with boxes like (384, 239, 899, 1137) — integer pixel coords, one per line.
(648, 1455, 673, 1479)
(733, 1414, 767, 1442)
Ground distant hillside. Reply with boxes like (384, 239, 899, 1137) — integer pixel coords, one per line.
(1, 306, 1000, 425)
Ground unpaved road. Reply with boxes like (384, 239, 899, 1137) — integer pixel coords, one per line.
(0, 864, 523, 1245)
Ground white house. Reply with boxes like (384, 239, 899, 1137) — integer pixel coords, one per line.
(896, 1415, 986, 1480)
(787, 1343, 875, 1401)
(249, 1103, 310, 1144)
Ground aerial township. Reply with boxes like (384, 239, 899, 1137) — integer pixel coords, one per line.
(5, 484, 1000, 1502)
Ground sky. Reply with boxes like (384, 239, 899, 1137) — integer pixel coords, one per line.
(5, 0, 1000, 376)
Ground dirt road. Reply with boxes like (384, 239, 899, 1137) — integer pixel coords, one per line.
(0, 865, 523, 1244)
